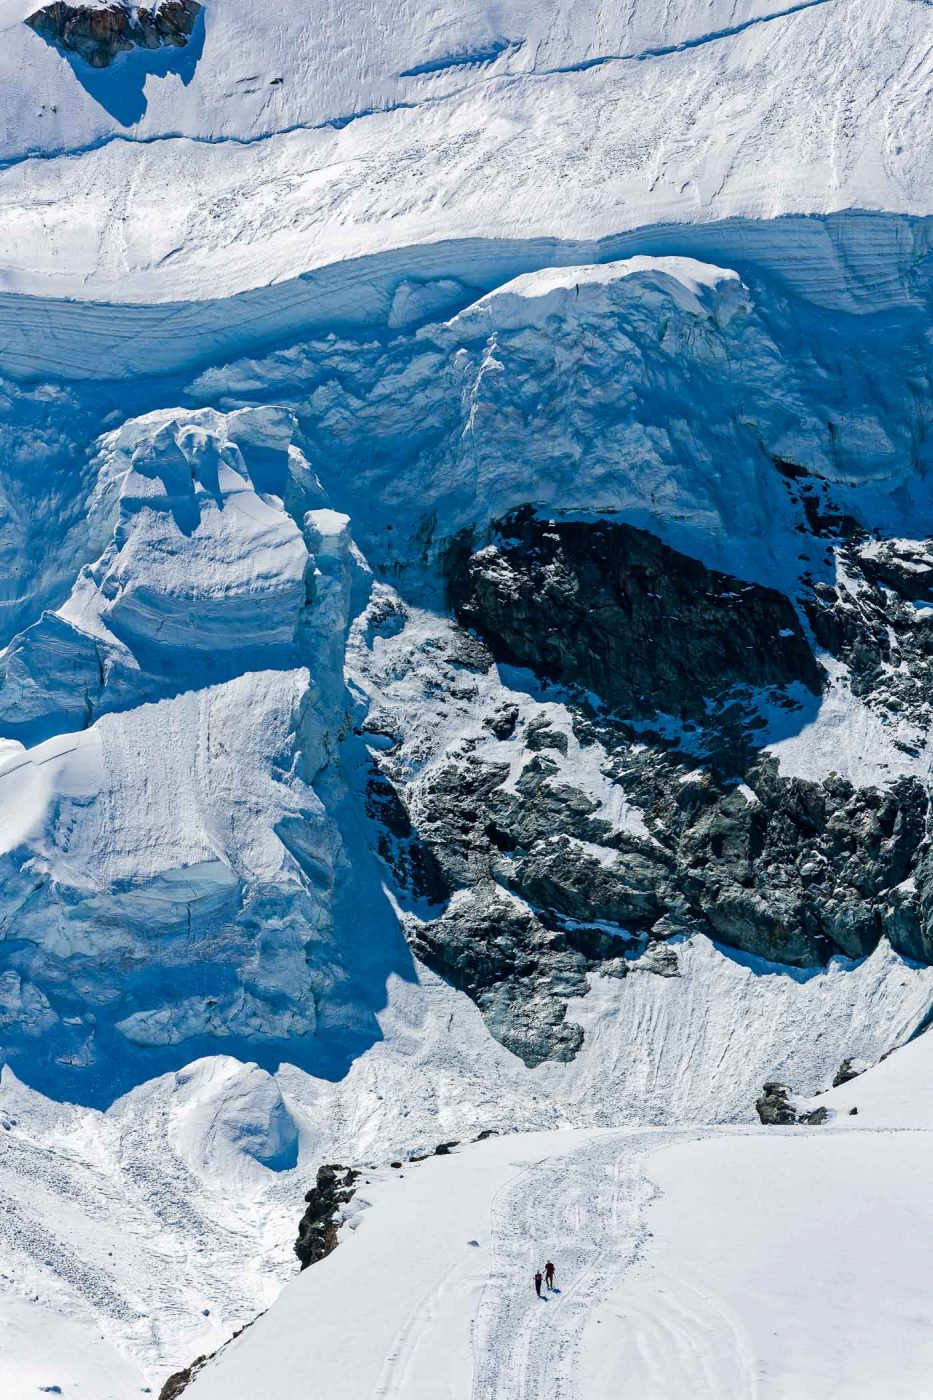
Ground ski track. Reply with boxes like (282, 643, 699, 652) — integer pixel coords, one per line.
(363, 1118, 930, 1400)
(467, 1129, 763, 1400)
(469, 1132, 655, 1400)
(363, 1131, 676, 1400)
(334, 1127, 758, 1400)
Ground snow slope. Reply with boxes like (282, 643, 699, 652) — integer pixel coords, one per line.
(807, 1023, 933, 1127)
(581, 1127, 933, 1400)
(184, 1032, 933, 1400)
(0, 1057, 303, 1397)
(1, 250, 932, 1389)
(1, 944, 930, 1396)
(0, 0, 929, 357)
(0, 0, 932, 1384)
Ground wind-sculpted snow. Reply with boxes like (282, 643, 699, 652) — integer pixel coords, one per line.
(0, 405, 326, 734)
(3, 0, 854, 156)
(195, 252, 933, 592)
(0, 406, 394, 1095)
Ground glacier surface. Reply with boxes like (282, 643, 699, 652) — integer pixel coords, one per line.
(1, 0, 933, 1390)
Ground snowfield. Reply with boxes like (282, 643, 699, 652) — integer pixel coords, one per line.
(1, 942, 931, 1397)
(0, 0, 931, 309)
(0, 0, 930, 382)
(1, 0, 933, 1392)
(182, 1032, 933, 1400)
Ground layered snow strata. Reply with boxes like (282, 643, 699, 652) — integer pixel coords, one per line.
(1, 0, 931, 310)
(195, 252, 933, 596)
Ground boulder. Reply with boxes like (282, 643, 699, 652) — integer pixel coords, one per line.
(755, 1082, 797, 1125)
(26, 0, 200, 68)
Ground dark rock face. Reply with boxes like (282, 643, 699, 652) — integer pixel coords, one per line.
(798, 1105, 828, 1125)
(408, 883, 593, 1065)
(159, 1360, 208, 1400)
(294, 1163, 359, 1271)
(676, 759, 927, 966)
(858, 540, 933, 605)
(26, 0, 200, 68)
(803, 539, 933, 734)
(367, 654, 929, 1062)
(447, 509, 821, 720)
(403, 725, 928, 972)
(358, 514, 933, 1068)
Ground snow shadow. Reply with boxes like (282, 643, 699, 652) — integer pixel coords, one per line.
(57, 13, 205, 126)
(0, 725, 419, 1111)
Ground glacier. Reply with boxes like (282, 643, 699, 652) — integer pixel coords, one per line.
(1, 0, 933, 1391)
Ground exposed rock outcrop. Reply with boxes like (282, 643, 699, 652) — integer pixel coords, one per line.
(159, 1358, 208, 1400)
(755, 1082, 797, 1124)
(359, 564, 931, 1064)
(353, 508, 933, 1069)
(395, 720, 927, 976)
(447, 509, 821, 721)
(803, 537, 933, 734)
(408, 883, 593, 1066)
(26, 0, 200, 68)
(832, 1058, 863, 1088)
(294, 1164, 360, 1270)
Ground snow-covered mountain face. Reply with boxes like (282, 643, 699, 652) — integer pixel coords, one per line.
(2, 0, 933, 1390)
(2, 252, 933, 1095)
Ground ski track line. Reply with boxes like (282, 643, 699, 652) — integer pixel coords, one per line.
(617, 1277, 759, 1399)
(370, 1159, 539, 1400)
(370, 1253, 468, 1399)
(470, 1129, 682, 1400)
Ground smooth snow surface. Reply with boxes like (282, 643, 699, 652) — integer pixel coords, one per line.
(187, 1032, 933, 1400)
(582, 1129, 933, 1400)
(806, 1025, 933, 1127)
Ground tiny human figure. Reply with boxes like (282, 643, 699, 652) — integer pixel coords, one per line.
(534, 1270, 543, 1297)
(544, 1261, 555, 1290)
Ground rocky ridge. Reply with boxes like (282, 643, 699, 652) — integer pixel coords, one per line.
(294, 1164, 360, 1271)
(352, 509, 933, 1066)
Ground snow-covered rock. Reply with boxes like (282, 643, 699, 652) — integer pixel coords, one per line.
(25, 0, 201, 69)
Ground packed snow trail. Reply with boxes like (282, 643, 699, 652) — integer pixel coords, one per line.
(469, 1131, 670, 1400)
(186, 1127, 677, 1400)
(187, 1066, 933, 1400)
